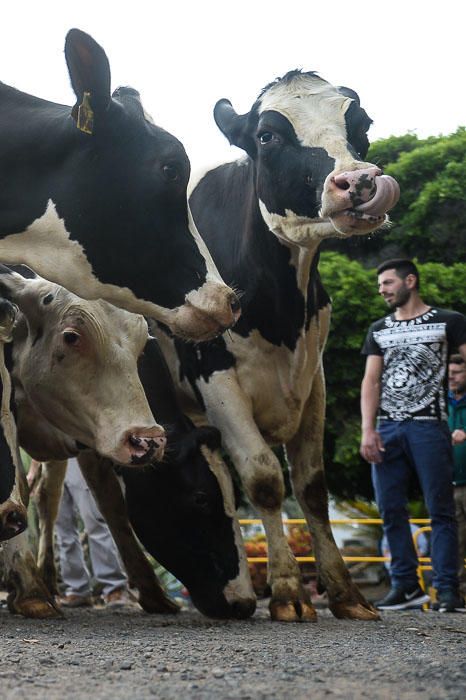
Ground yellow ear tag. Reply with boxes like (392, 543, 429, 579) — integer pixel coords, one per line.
(77, 92, 94, 135)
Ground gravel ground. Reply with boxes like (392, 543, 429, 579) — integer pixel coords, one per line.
(1, 596, 465, 700)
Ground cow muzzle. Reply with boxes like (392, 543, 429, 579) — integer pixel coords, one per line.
(322, 166, 400, 235)
(172, 281, 241, 341)
(0, 501, 28, 541)
(116, 425, 167, 466)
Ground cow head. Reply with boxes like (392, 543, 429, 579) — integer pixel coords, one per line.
(61, 29, 240, 341)
(0, 265, 166, 467)
(123, 429, 256, 620)
(213, 71, 399, 245)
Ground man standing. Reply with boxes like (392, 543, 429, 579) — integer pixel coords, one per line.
(360, 259, 466, 612)
(448, 354, 466, 596)
(55, 458, 131, 608)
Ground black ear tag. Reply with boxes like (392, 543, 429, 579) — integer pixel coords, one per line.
(77, 92, 94, 135)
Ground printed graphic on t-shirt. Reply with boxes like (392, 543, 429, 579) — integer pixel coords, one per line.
(362, 308, 466, 422)
(373, 321, 447, 420)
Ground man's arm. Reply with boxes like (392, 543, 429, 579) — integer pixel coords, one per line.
(360, 354, 385, 463)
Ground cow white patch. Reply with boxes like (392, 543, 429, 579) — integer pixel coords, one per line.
(0, 201, 203, 328)
(200, 445, 255, 604)
(259, 74, 357, 167)
(258, 199, 340, 247)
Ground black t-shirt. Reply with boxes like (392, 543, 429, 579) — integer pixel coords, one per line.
(362, 307, 466, 421)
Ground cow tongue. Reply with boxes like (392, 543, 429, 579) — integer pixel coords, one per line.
(353, 175, 400, 217)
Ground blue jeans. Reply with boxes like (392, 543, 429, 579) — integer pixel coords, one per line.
(372, 420, 458, 592)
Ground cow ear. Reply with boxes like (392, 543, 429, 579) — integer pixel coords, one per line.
(214, 99, 256, 158)
(337, 86, 360, 105)
(0, 264, 31, 303)
(65, 28, 111, 130)
(0, 265, 49, 332)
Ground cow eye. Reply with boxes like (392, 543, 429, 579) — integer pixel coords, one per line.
(259, 131, 275, 145)
(63, 329, 81, 347)
(162, 164, 179, 181)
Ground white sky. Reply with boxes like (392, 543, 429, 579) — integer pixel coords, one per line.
(1, 1, 464, 168)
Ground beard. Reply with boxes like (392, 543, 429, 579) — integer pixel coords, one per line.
(387, 284, 411, 310)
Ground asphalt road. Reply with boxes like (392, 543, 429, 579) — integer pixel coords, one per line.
(1, 597, 465, 700)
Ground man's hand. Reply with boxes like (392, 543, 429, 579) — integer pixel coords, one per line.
(452, 429, 466, 446)
(360, 427, 385, 464)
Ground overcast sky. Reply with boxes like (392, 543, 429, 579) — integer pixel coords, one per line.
(1, 1, 464, 167)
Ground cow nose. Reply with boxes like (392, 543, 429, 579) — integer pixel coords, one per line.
(230, 597, 257, 619)
(333, 166, 382, 205)
(325, 166, 400, 221)
(126, 426, 167, 464)
(0, 508, 28, 541)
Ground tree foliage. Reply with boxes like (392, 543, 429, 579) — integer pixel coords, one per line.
(320, 253, 466, 500)
(322, 128, 466, 265)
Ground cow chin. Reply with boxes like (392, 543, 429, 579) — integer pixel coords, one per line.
(329, 210, 388, 237)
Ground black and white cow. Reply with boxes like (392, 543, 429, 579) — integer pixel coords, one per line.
(160, 71, 400, 622)
(0, 29, 239, 342)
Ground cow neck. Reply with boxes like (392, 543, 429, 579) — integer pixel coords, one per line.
(0, 85, 84, 236)
(233, 189, 329, 352)
(191, 158, 330, 352)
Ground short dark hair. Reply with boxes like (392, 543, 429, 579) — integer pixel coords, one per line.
(449, 354, 465, 366)
(377, 258, 420, 290)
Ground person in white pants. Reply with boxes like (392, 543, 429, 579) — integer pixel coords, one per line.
(55, 457, 130, 608)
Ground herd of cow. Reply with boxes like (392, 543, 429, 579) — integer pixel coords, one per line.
(0, 28, 400, 624)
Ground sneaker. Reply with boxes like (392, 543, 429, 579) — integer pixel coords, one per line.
(437, 589, 466, 613)
(375, 586, 431, 611)
(58, 594, 93, 608)
(104, 588, 132, 608)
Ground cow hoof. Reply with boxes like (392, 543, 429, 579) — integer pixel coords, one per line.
(138, 591, 180, 615)
(269, 600, 317, 622)
(330, 600, 380, 621)
(9, 597, 63, 619)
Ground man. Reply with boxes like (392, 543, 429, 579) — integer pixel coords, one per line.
(360, 258, 466, 612)
(448, 354, 466, 595)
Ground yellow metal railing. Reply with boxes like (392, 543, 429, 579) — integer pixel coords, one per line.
(240, 518, 466, 610)
(240, 518, 432, 564)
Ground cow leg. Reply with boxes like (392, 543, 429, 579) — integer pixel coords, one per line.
(77, 451, 179, 614)
(35, 460, 67, 595)
(200, 373, 315, 622)
(1, 530, 62, 618)
(286, 367, 379, 621)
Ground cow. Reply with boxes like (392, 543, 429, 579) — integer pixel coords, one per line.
(158, 70, 400, 622)
(1, 276, 254, 619)
(0, 28, 240, 342)
(0, 262, 176, 617)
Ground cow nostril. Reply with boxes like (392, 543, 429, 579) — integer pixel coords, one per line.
(334, 177, 350, 191)
(128, 435, 142, 448)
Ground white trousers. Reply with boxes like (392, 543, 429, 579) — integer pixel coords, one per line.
(55, 458, 127, 597)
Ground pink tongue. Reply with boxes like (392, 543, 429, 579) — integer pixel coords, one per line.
(354, 175, 400, 216)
